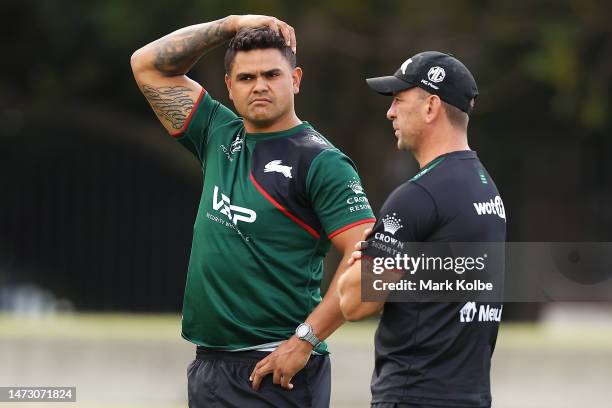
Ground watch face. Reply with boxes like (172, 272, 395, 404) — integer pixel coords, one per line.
(296, 324, 309, 337)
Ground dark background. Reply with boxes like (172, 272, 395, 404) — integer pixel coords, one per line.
(1, 0, 611, 314)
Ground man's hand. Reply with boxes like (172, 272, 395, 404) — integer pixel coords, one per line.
(228, 15, 297, 53)
(347, 227, 372, 266)
(249, 336, 311, 391)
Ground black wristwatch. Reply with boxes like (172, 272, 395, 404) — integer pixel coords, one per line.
(295, 323, 321, 348)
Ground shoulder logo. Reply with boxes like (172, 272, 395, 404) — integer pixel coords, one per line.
(348, 177, 364, 194)
(460, 302, 477, 322)
(473, 195, 506, 222)
(427, 66, 446, 83)
(310, 134, 327, 145)
(382, 213, 403, 235)
(264, 160, 293, 179)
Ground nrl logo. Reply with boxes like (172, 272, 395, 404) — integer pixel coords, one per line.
(230, 135, 243, 154)
(264, 160, 293, 179)
(220, 135, 243, 161)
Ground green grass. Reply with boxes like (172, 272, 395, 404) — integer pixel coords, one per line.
(0, 313, 181, 340)
(2, 313, 612, 351)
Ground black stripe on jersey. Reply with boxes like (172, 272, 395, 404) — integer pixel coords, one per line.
(250, 128, 333, 238)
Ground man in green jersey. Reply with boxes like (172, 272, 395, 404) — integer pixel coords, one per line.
(131, 15, 375, 407)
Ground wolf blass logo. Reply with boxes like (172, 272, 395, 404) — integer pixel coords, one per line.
(347, 178, 371, 212)
(460, 302, 502, 323)
(220, 134, 243, 161)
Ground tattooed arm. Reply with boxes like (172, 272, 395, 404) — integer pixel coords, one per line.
(130, 15, 296, 134)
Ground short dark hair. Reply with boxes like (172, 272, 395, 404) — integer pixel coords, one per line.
(442, 101, 470, 130)
(414, 87, 470, 130)
(224, 27, 296, 74)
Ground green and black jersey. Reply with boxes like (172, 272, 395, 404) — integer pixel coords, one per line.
(174, 90, 375, 352)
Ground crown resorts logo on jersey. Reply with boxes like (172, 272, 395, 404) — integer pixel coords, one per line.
(264, 160, 293, 179)
(348, 178, 364, 195)
(382, 213, 403, 235)
(473, 195, 506, 222)
(346, 178, 371, 213)
(459, 302, 503, 323)
(212, 186, 256, 225)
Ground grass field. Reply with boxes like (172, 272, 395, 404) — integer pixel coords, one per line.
(2, 312, 612, 407)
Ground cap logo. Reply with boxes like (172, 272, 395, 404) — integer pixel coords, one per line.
(400, 58, 413, 75)
(427, 66, 446, 83)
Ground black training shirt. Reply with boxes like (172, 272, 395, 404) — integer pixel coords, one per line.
(364, 150, 506, 407)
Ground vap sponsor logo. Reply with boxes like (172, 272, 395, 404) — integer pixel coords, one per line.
(400, 58, 413, 74)
(459, 302, 503, 323)
(348, 178, 364, 194)
(473, 195, 506, 222)
(212, 186, 256, 225)
(264, 160, 292, 179)
(310, 134, 327, 145)
(382, 213, 403, 235)
(220, 135, 243, 161)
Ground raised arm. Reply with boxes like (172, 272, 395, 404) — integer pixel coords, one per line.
(130, 15, 296, 134)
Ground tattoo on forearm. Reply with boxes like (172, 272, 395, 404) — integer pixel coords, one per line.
(154, 19, 230, 75)
(142, 85, 194, 130)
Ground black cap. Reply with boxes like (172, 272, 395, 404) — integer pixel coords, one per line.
(366, 51, 478, 114)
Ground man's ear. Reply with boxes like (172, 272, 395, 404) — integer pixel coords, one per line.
(424, 94, 442, 124)
(292, 67, 303, 95)
(225, 74, 233, 101)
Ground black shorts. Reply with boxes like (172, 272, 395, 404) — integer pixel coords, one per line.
(188, 348, 331, 408)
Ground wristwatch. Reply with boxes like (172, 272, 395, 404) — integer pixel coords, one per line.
(295, 323, 321, 348)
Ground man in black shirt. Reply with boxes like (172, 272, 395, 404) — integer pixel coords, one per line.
(338, 51, 506, 408)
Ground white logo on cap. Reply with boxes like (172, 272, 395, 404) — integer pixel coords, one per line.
(400, 58, 413, 75)
(427, 66, 446, 83)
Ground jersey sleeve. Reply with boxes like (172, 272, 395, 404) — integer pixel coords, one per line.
(172, 90, 238, 161)
(306, 149, 376, 239)
(364, 182, 438, 258)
